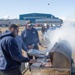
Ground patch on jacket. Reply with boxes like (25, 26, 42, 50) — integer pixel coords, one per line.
(33, 31, 35, 34)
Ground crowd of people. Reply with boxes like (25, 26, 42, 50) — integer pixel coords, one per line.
(0, 22, 46, 75)
(0, 22, 54, 75)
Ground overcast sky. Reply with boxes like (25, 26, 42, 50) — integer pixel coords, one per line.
(0, 0, 75, 21)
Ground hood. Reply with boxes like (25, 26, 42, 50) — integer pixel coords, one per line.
(0, 30, 15, 39)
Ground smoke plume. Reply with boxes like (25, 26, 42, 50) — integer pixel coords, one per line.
(43, 21, 75, 53)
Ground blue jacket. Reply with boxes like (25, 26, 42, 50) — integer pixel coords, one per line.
(0, 31, 30, 71)
(15, 35, 28, 53)
(21, 28, 39, 49)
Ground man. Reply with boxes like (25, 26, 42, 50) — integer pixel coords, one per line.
(0, 24, 35, 75)
(21, 23, 41, 72)
(21, 23, 40, 59)
(41, 24, 47, 35)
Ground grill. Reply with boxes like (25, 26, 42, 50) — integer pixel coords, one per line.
(30, 40, 72, 75)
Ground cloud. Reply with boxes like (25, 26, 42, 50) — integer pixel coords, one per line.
(3, 15, 18, 19)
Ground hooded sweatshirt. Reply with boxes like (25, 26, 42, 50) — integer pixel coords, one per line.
(0, 31, 30, 71)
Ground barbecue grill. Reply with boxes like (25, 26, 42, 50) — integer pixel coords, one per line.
(30, 40, 72, 75)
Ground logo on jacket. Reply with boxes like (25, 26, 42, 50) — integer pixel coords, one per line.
(33, 31, 35, 34)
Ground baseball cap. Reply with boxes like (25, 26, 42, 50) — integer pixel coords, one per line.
(27, 23, 32, 26)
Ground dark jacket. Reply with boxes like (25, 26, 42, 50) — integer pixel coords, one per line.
(21, 28, 39, 49)
(15, 35, 28, 53)
(0, 31, 30, 71)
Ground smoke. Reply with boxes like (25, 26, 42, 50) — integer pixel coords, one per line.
(43, 21, 75, 53)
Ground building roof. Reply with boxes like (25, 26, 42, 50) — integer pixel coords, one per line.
(19, 13, 57, 19)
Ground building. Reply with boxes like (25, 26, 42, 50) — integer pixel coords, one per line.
(36, 18, 63, 26)
(19, 13, 63, 25)
(0, 19, 26, 27)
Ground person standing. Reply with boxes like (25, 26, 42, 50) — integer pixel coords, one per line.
(0, 24, 35, 75)
(41, 24, 47, 35)
(21, 23, 42, 58)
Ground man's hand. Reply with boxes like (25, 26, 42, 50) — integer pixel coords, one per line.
(29, 59, 37, 63)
